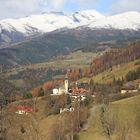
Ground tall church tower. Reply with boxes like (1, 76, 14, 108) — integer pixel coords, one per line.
(65, 74, 69, 93)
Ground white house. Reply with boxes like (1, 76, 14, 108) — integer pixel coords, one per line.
(71, 94, 86, 101)
(60, 107, 74, 113)
(121, 89, 138, 94)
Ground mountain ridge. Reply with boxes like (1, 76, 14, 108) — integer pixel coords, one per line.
(0, 10, 140, 47)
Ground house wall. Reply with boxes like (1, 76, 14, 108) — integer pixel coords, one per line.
(65, 79, 68, 93)
(16, 110, 28, 115)
(129, 90, 138, 93)
(121, 89, 138, 94)
(121, 90, 127, 94)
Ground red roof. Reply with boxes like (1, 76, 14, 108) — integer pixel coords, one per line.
(72, 88, 88, 94)
(16, 106, 33, 113)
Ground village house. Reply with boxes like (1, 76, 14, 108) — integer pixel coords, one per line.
(71, 87, 90, 101)
(15, 106, 33, 115)
(121, 82, 138, 94)
(60, 107, 74, 113)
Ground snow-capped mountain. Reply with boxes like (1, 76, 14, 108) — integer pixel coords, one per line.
(0, 10, 104, 35)
(0, 12, 74, 35)
(88, 11, 140, 30)
(72, 10, 105, 24)
(0, 10, 140, 46)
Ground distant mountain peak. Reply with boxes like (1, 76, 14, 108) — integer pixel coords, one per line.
(88, 11, 140, 30)
(0, 10, 140, 46)
(73, 9, 105, 23)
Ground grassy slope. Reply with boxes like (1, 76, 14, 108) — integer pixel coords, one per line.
(79, 95, 140, 140)
(32, 94, 140, 140)
(79, 59, 140, 83)
(7, 93, 140, 139)
(7, 97, 61, 139)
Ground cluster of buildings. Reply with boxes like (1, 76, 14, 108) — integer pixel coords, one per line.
(52, 75, 94, 101)
(15, 76, 140, 115)
(15, 75, 92, 115)
(52, 75, 140, 97)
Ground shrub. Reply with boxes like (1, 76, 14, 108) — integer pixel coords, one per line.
(73, 133, 79, 140)
(52, 104, 60, 115)
(23, 93, 32, 99)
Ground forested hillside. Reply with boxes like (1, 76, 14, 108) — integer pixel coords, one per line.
(0, 28, 140, 69)
(67, 40, 140, 81)
(90, 40, 140, 75)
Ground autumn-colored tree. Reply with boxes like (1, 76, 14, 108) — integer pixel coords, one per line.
(90, 41, 140, 76)
(15, 95, 22, 101)
(31, 87, 39, 98)
(7, 105, 17, 113)
(82, 67, 91, 77)
(58, 94, 68, 109)
(31, 87, 40, 112)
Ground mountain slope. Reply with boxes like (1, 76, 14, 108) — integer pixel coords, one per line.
(0, 10, 104, 46)
(0, 27, 140, 69)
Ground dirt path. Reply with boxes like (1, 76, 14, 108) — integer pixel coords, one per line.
(82, 105, 102, 130)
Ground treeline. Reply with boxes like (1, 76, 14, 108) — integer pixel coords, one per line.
(0, 77, 18, 105)
(126, 67, 140, 81)
(21, 79, 64, 99)
(67, 41, 140, 80)
(90, 41, 140, 75)
(68, 68, 90, 81)
(9, 67, 65, 88)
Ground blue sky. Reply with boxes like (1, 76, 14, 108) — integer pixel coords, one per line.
(0, 0, 139, 19)
(62, 0, 114, 14)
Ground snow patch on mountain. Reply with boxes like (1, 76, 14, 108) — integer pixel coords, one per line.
(88, 11, 140, 30)
(72, 9, 105, 24)
(0, 13, 74, 35)
(0, 10, 105, 36)
(0, 10, 140, 46)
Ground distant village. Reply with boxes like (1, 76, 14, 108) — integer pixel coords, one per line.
(52, 75, 95, 99)
(15, 75, 140, 115)
(15, 75, 93, 115)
